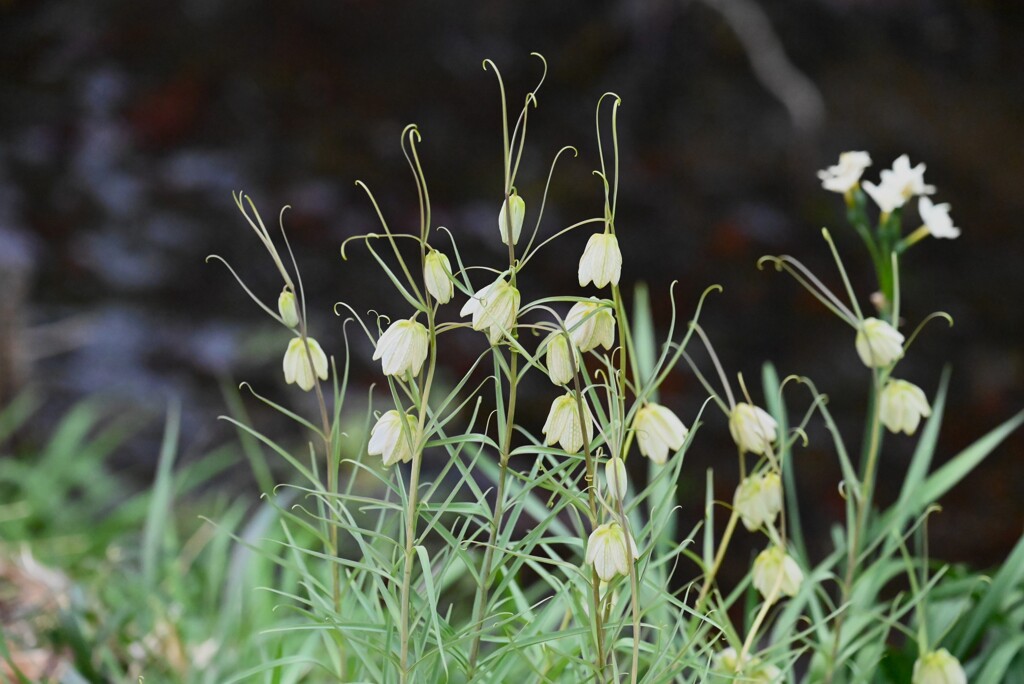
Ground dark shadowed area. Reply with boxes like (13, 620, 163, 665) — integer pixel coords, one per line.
(2, 0, 1022, 576)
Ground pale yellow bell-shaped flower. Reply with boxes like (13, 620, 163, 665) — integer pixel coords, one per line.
(752, 545, 803, 601)
(564, 298, 615, 352)
(880, 379, 932, 436)
(728, 403, 778, 456)
(373, 318, 429, 377)
(633, 403, 688, 465)
(283, 337, 329, 391)
(544, 332, 576, 386)
(542, 392, 594, 454)
(578, 232, 622, 289)
(498, 191, 526, 246)
(423, 250, 454, 304)
(460, 277, 520, 344)
(817, 151, 872, 194)
(918, 197, 961, 239)
(912, 649, 966, 684)
(278, 288, 300, 328)
(713, 647, 782, 683)
(734, 471, 783, 531)
(367, 409, 419, 467)
(855, 317, 904, 368)
(605, 456, 627, 500)
(585, 522, 639, 582)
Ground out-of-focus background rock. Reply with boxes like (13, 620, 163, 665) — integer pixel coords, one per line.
(1, 0, 1021, 568)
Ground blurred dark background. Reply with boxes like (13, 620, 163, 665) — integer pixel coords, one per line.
(1, 0, 1021, 569)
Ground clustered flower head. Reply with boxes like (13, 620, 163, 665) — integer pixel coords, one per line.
(586, 521, 639, 582)
(713, 647, 782, 683)
(498, 191, 526, 246)
(423, 249, 454, 304)
(278, 287, 300, 328)
(283, 337, 329, 392)
(578, 232, 622, 289)
(368, 409, 419, 467)
(855, 317, 905, 368)
(373, 318, 429, 377)
(879, 379, 932, 435)
(542, 392, 594, 454)
(862, 154, 935, 214)
(728, 403, 778, 456)
(912, 648, 966, 684)
(564, 298, 616, 352)
(734, 471, 783, 532)
(460, 277, 520, 344)
(633, 403, 688, 465)
(752, 545, 803, 601)
(817, 151, 872, 194)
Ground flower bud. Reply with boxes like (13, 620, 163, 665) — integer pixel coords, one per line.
(633, 403, 688, 465)
(752, 545, 803, 601)
(912, 649, 966, 684)
(564, 298, 616, 352)
(605, 456, 627, 500)
(423, 250, 454, 304)
(879, 379, 932, 435)
(278, 288, 300, 328)
(544, 332, 576, 386)
(817, 151, 872, 194)
(367, 409, 419, 467)
(855, 317, 904, 368)
(728, 403, 778, 456)
(578, 232, 622, 289)
(713, 647, 782, 682)
(283, 337, 329, 392)
(460, 277, 520, 344)
(585, 522, 639, 582)
(498, 191, 526, 246)
(542, 392, 594, 454)
(734, 471, 783, 532)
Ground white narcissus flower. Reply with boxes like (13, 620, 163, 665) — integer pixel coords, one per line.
(880, 379, 932, 435)
(373, 318, 429, 377)
(817, 151, 872, 193)
(283, 337, 329, 391)
(278, 288, 299, 328)
(605, 456, 627, 500)
(498, 191, 526, 246)
(578, 232, 623, 289)
(734, 471, 783, 532)
(633, 403, 688, 465)
(855, 317, 905, 368)
(542, 392, 594, 454)
(460, 277, 520, 344)
(564, 298, 616, 352)
(586, 522, 639, 582)
(752, 545, 803, 601)
(367, 409, 419, 467)
(423, 250, 454, 304)
(544, 332, 576, 386)
(912, 649, 966, 684)
(918, 197, 961, 239)
(862, 154, 935, 213)
(728, 403, 778, 456)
